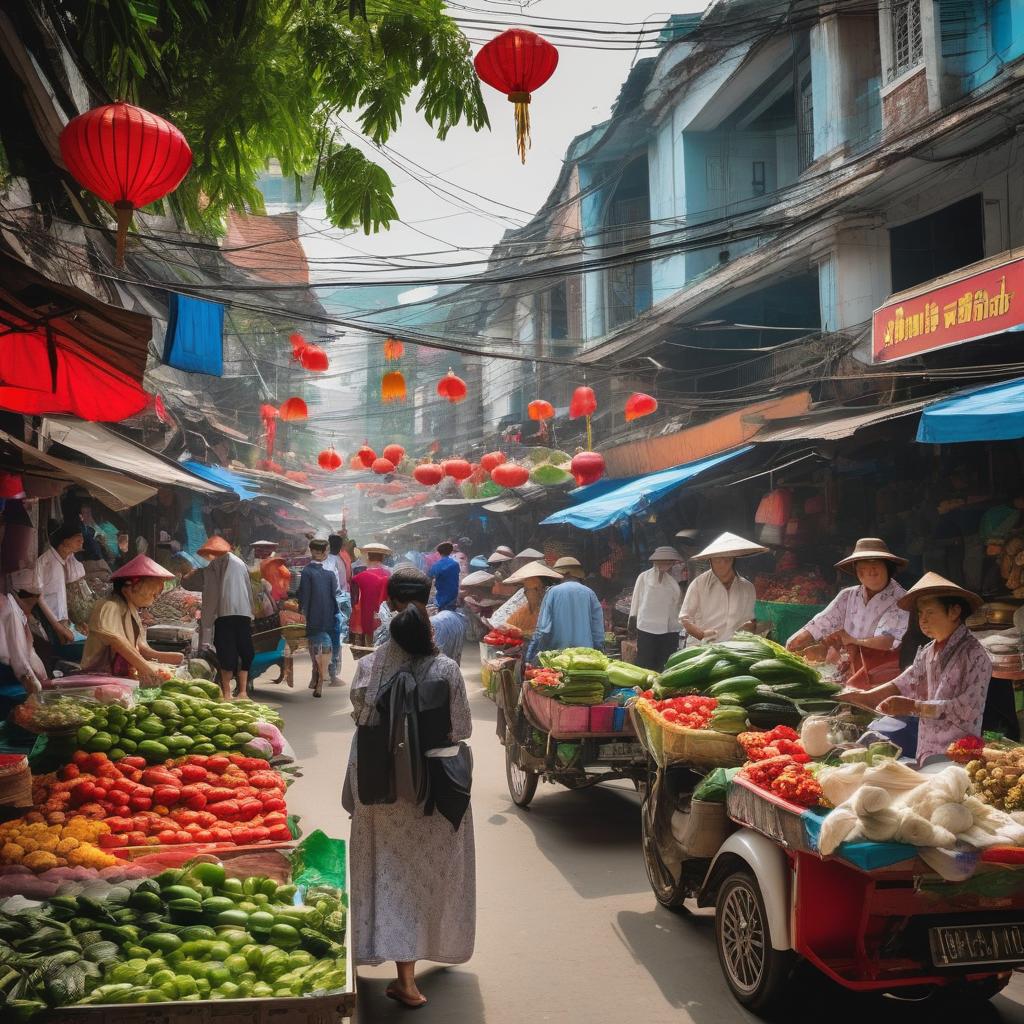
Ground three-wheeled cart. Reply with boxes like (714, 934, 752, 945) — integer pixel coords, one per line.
(496, 663, 647, 807)
(632, 702, 1024, 1011)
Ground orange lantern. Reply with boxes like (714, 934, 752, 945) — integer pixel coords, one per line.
(437, 369, 467, 404)
(491, 462, 529, 488)
(413, 463, 445, 486)
(625, 392, 658, 421)
(357, 444, 376, 468)
(442, 458, 472, 481)
(383, 444, 405, 465)
(381, 370, 406, 403)
(383, 337, 405, 362)
(318, 447, 342, 471)
(480, 451, 506, 473)
(279, 397, 308, 421)
(528, 399, 555, 422)
(372, 457, 395, 476)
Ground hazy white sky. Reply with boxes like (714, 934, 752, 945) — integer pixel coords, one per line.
(300, 0, 707, 281)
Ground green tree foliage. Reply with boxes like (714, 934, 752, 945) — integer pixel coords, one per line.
(54, 0, 489, 233)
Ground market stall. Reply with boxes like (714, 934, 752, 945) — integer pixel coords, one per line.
(0, 668, 355, 1019)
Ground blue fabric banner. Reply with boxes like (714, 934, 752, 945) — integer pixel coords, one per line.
(164, 294, 224, 376)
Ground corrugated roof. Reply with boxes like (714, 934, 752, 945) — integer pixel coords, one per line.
(751, 399, 930, 443)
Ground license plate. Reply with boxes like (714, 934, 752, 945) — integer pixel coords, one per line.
(596, 742, 646, 761)
(930, 923, 1024, 966)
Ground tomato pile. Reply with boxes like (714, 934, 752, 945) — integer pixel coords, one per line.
(740, 754, 822, 807)
(646, 694, 718, 730)
(524, 667, 562, 689)
(28, 751, 291, 849)
(483, 628, 522, 648)
(738, 725, 809, 763)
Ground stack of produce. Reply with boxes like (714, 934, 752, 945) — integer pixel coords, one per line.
(27, 752, 291, 849)
(653, 633, 839, 729)
(524, 667, 562, 690)
(738, 726, 809, 763)
(75, 690, 282, 764)
(961, 744, 1024, 811)
(11, 694, 94, 735)
(0, 817, 119, 871)
(536, 648, 610, 706)
(753, 569, 832, 605)
(740, 755, 823, 807)
(147, 586, 202, 625)
(0, 862, 346, 1014)
(641, 695, 719, 731)
(482, 627, 522, 648)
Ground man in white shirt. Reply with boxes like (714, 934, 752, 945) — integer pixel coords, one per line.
(680, 533, 767, 645)
(629, 546, 684, 670)
(36, 524, 86, 634)
(0, 569, 47, 693)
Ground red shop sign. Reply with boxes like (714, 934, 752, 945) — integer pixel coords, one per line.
(872, 256, 1022, 363)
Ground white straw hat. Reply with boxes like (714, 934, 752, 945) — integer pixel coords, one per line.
(504, 560, 563, 584)
(649, 546, 684, 562)
(693, 532, 768, 560)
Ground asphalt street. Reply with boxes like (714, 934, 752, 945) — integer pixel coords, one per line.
(265, 646, 1024, 1023)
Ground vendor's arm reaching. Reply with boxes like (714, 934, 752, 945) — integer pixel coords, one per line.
(678, 583, 707, 640)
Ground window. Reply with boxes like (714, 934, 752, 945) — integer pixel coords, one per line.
(752, 161, 766, 197)
(549, 283, 568, 340)
(797, 78, 814, 171)
(889, 0, 924, 82)
(889, 193, 984, 292)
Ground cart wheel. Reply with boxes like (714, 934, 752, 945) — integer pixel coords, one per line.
(505, 731, 539, 808)
(641, 781, 686, 910)
(715, 869, 793, 1012)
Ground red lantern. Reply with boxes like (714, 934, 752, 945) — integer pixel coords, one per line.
(480, 451, 506, 473)
(442, 458, 472, 481)
(372, 457, 396, 476)
(571, 451, 605, 486)
(381, 371, 406, 403)
(625, 392, 658, 421)
(299, 344, 329, 372)
(475, 29, 559, 163)
(413, 463, 445, 487)
(357, 444, 376, 468)
(318, 447, 342, 471)
(59, 102, 193, 266)
(569, 387, 597, 420)
(383, 337, 405, 362)
(279, 397, 308, 421)
(383, 444, 406, 465)
(437, 369, 468, 404)
(528, 399, 555, 422)
(289, 333, 307, 358)
(491, 462, 530, 488)
(259, 403, 279, 455)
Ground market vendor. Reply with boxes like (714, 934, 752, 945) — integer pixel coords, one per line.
(679, 533, 765, 644)
(0, 570, 47, 697)
(628, 546, 684, 670)
(501, 561, 561, 640)
(525, 562, 605, 664)
(786, 538, 909, 687)
(838, 573, 989, 764)
(552, 556, 586, 581)
(80, 555, 184, 685)
(460, 570, 498, 642)
(37, 523, 88, 641)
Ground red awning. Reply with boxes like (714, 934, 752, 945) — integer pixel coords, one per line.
(0, 326, 148, 421)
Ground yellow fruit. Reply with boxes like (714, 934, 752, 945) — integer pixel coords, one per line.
(22, 851, 59, 871)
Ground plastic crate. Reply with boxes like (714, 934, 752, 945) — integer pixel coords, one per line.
(522, 685, 591, 737)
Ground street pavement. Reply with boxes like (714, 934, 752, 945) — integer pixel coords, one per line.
(263, 646, 1024, 1023)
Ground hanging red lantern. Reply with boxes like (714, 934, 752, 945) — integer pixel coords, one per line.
(372, 457, 396, 476)
(59, 101, 193, 267)
(383, 337, 405, 362)
(528, 399, 555, 422)
(625, 392, 658, 421)
(381, 370, 407, 403)
(569, 387, 597, 420)
(480, 451, 506, 473)
(474, 29, 559, 164)
(383, 444, 406, 465)
(299, 343, 329, 372)
(289, 333, 307, 358)
(491, 462, 530, 488)
(318, 447, 342, 471)
(278, 397, 308, 421)
(357, 444, 376, 468)
(437, 369, 468, 404)
(259, 403, 279, 455)
(413, 463, 445, 487)
(442, 458, 472, 481)
(571, 451, 606, 487)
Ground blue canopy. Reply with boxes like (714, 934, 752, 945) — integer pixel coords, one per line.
(917, 377, 1024, 444)
(568, 475, 640, 503)
(541, 447, 753, 531)
(182, 461, 259, 500)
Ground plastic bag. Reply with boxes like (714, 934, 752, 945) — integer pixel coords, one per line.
(694, 766, 741, 803)
(290, 829, 347, 892)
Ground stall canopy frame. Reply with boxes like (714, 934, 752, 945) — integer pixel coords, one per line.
(916, 377, 1024, 443)
(540, 446, 754, 531)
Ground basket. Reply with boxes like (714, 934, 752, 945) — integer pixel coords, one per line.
(632, 699, 743, 769)
(0, 753, 30, 807)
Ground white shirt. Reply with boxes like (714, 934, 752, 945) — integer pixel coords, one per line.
(324, 553, 349, 594)
(679, 570, 756, 643)
(0, 594, 45, 684)
(36, 547, 81, 622)
(629, 567, 682, 635)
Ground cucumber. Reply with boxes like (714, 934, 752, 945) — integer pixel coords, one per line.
(707, 659, 742, 684)
(663, 646, 709, 670)
(745, 704, 804, 729)
(704, 675, 763, 702)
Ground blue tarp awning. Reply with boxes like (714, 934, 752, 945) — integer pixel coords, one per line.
(568, 475, 640, 503)
(541, 446, 753, 531)
(182, 460, 259, 500)
(917, 377, 1024, 444)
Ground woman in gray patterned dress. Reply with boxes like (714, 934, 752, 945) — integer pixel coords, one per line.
(345, 567, 476, 1008)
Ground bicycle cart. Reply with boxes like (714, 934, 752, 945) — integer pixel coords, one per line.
(632, 702, 1024, 1011)
(497, 665, 647, 807)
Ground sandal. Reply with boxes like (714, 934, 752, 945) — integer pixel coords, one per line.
(385, 984, 427, 1009)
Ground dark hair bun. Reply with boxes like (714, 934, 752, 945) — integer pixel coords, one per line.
(389, 604, 436, 657)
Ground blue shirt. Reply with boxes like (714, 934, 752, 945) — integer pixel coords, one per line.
(298, 561, 342, 635)
(428, 555, 461, 611)
(432, 609, 467, 664)
(526, 581, 605, 663)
